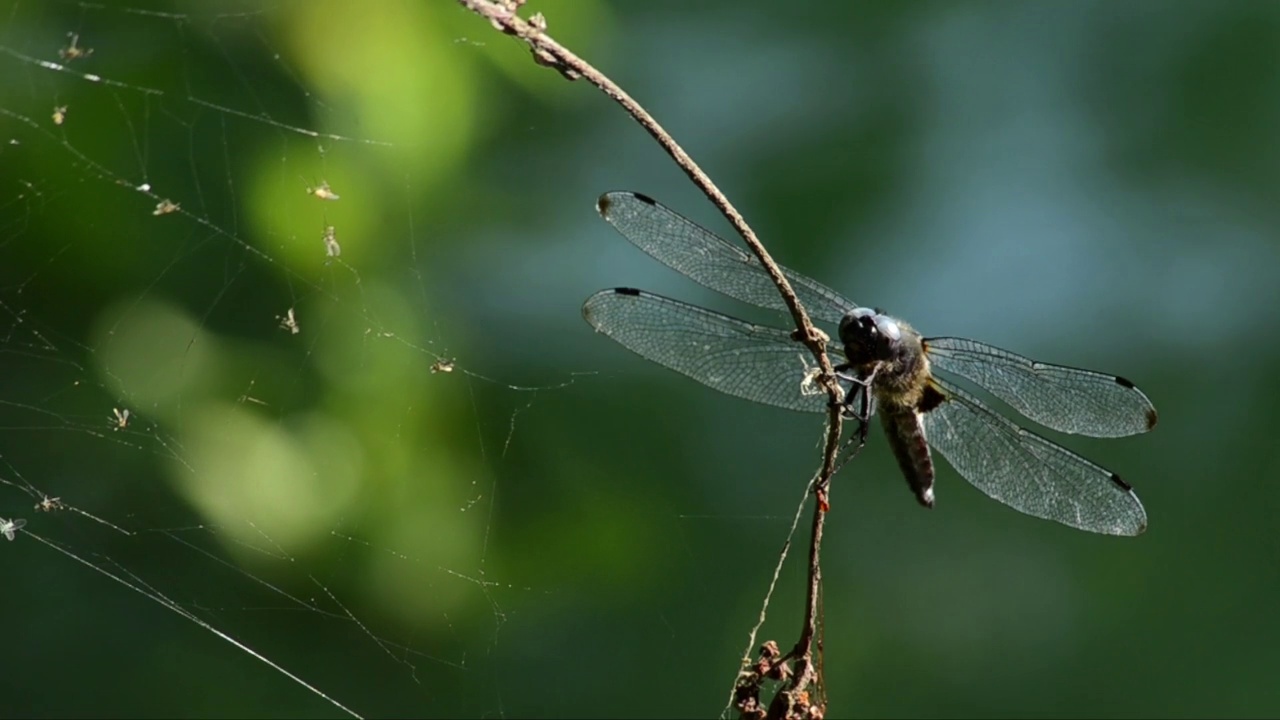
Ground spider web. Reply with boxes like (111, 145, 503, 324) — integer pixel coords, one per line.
(0, 2, 609, 716)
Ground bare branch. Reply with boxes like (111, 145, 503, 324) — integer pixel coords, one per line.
(457, 1, 851, 714)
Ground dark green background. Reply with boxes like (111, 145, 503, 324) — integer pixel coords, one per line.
(0, 1, 1275, 717)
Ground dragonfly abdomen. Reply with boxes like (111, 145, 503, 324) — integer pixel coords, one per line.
(880, 407, 935, 508)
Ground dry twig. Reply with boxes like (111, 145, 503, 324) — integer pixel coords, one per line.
(457, 2, 851, 715)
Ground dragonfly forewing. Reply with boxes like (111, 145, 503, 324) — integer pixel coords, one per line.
(921, 378, 1147, 535)
(582, 288, 845, 414)
(597, 192, 856, 325)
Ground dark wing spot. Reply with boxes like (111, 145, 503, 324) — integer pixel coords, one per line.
(614, 287, 641, 296)
(1108, 472, 1134, 492)
(632, 192, 657, 205)
(596, 194, 613, 216)
(1146, 407, 1159, 430)
(918, 382, 947, 414)
(1115, 375, 1137, 389)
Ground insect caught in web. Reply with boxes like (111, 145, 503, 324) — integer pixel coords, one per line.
(35, 496, 64, 513)
(110, 407, 130, 430)
(322, 225, 341, 259)
(1, 517, 27, 541)
(153, 199, 180, 216)
(52, 105, 68, 125)
(279, 308, 300, 335)
(58, 32, 93, 62)
(306, 180, 340, 201)
(430, 358, 456, 374)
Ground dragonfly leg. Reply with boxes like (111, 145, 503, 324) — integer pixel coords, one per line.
(832, 420, 870, 476)
(833, 363, 877, 441)
(821, 399, 873, 510)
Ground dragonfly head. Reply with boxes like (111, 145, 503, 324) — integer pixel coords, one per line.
(839, 307, 903, 365)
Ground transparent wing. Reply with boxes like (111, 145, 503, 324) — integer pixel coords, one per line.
(597, 192, 856, 325)
(923, 378, 1147, 536)
(925, 337, 1158, 438)
(582, 288, 845, 413)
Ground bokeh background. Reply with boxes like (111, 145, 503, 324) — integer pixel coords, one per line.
(0, 0, 1277, 717)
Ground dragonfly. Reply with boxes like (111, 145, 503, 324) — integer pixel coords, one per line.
(581, 192, 1158, 536)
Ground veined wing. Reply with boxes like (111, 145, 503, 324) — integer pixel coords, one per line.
(582, 288, 845, 413)
(921, 377, 1147, 536)
(924, 337, 1157, 438)
(597, 192, 855, 325)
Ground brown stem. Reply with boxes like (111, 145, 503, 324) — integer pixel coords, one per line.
(457, 1, 849, 714)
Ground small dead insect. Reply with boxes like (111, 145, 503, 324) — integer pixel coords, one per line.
(35, 496, 64, 513)
(110, 407, 131, 430)
(58, 33, 93, 62)
(306, 181, 340, 201)
(1, 517, 26, 541)
(279, 307, 300, 335)
(153, 199, 180, 216)
(799, 366, 823, 398)
(52, 105, 68, 125)
(430, 358, 456, 374)
(322, 225, 341, 258)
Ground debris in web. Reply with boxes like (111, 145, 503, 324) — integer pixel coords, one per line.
(58, 33, 93, 63)
(307, 180, 341, 201)
(278, 308, 300, 335)
(323, 225, 341, 259)
(152, 199, 180, 216)
(1, 517, 27, 541)
(35, 496, 64, 513)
